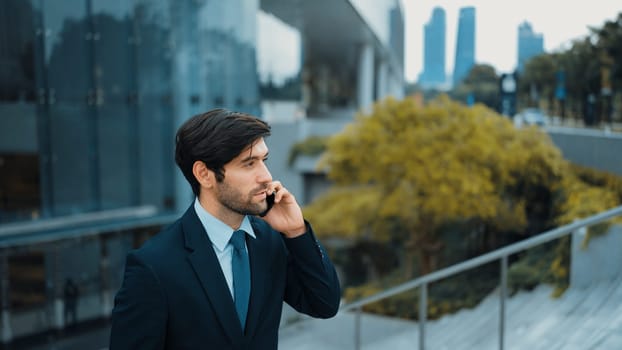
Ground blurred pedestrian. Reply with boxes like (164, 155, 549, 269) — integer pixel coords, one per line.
(63, 278, 79, 328)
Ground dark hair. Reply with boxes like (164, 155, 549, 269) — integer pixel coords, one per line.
(175, 108, 271, 196)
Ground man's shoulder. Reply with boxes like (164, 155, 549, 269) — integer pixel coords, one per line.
(132, 218, 184, 260)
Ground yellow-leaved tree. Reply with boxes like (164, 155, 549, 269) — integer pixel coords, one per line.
(304, 96, 568, 277)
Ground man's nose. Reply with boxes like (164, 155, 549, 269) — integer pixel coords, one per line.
(257, 162, 272, 183)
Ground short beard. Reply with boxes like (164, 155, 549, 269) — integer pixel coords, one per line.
(215, 180, 267, 216)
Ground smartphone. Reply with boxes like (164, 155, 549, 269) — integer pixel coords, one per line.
(259, 192, 275, 217)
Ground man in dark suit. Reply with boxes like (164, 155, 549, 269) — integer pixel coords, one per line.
(109, 109, 341, 349)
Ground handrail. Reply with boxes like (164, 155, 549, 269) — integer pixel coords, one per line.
(340, 205, 622, 311)
(0, 209, 181, 248)
(338, 205, 622, 349)
(0, 205, 158, 237)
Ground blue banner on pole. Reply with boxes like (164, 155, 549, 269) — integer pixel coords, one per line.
(556, 70, 566, 100)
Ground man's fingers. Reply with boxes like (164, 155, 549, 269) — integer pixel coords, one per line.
(268, 181, 282, 201)
(274, 187, 290, 203)
(268, 181, 282, 194)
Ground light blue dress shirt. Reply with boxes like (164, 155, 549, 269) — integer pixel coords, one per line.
(194, 198, 256, 298)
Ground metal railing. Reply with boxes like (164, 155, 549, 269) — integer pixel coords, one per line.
(338, 205, 622, 350)
(0, 205, 158, 237)
(0, 206, 180, 248)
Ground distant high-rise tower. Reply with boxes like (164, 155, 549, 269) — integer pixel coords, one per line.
(517, 21, 544, 72)
(452, 6, 476, 86)
(418, 7, 446, 89)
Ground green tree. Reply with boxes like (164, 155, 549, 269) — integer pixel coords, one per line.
(451, 64, 499, 110)
(519, 39, 600, 123)
(592, 13, 622, 122)
(565, 39, 601, 124)
(518, 54, 556, 113)
(518, 13, 622, 123)
(594, 13, 622, 86)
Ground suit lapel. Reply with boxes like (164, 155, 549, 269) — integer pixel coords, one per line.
(244, 218, 272, 340)
(181, 207, 243, 344)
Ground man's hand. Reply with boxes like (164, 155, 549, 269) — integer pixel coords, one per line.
(260, 181, 306, 238)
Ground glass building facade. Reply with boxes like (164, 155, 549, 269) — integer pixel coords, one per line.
(0, 0, 260, 343)
(517, 21, 544, 73)
(452, 6, 475, 87)
(418, 6, 446, 89)
(0, 0, 260, 223)
(350, 0, 404, 85)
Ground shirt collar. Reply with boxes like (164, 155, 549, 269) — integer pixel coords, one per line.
(194, 198, 256, 252)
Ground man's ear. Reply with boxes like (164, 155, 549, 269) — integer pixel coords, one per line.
(192, 161, 214, 189)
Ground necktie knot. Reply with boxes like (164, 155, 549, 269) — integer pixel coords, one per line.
(230, 230, 246, 252)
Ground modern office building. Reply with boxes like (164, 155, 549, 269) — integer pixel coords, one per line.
(0, 0, 404, 345)
(1, 0, 262, 222)
(389, 4, 405, 71)
(452, 6, 476, 86)
(260, 0, 405, 204)
(418, 7, 446, 89)
(517, 21, 544, 73)
(0, 0, 262, 342)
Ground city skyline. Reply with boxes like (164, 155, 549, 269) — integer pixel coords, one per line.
(402, 0, 622, 82)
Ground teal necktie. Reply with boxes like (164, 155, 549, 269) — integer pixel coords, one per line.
(230, 230, 250, 330)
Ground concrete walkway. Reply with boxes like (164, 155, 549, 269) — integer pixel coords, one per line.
(279, 276, 622, 350)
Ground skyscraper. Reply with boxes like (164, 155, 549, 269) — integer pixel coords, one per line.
(517, 21, 544, 72)
(418, 7, 446, 89)
(452, 6, 476, 86)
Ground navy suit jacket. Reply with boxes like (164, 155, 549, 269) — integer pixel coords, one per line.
(109, 206, 341, 349)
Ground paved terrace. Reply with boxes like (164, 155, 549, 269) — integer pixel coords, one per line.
(279, 276, 622, 350)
